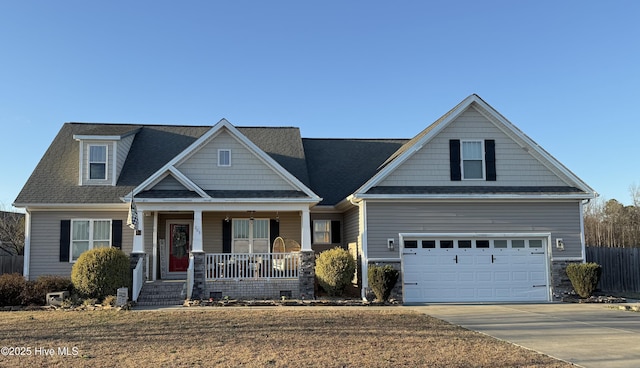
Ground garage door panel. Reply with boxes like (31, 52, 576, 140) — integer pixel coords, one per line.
(402, 236, 549, 303)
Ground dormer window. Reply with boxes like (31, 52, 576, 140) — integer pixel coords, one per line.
(89, 145, 108, 180)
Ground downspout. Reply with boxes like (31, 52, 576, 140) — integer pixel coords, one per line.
(23, 209, 31, 280)
(580, 198, 591, 263)
(349, 195, 368, 301)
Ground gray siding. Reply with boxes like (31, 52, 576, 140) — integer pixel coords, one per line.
(177, 130, 294, 191)
(365, 201, 583, 259)
(29, 210, 132, 280)
(153, 175, 187, 190)
(343, 206, 360, 247)
(380, 107, 571, 187)
(116, 135, 135, 181)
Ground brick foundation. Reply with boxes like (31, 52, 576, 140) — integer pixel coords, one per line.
(205, 279, 300, 300)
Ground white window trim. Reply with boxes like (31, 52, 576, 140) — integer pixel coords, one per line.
(313, 219, 332, 244)
(232, 218, 270, 253)
(88, 144, 109, 181)
(460, 140, 485, 180)
(69, 219, 112, 263)
(218, 149, 231, 167)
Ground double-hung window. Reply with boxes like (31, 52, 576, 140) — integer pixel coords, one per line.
(232, 219, 269, 253)
(89, 145, 107, 180)
(218, 149, 231, 167)
(461, 141, 484, 180)
(71, 219, 111, 262)
(313, 220, 331, 244)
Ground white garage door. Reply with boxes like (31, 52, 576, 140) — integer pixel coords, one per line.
(402, 236, 549, 303)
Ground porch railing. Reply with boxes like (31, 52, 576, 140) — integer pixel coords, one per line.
(132, 257, 144, 302)
(205, 252, 300, 280)
(186, 254, 194, 300)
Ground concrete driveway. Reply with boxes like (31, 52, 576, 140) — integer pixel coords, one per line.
(409, 303, 640, 368)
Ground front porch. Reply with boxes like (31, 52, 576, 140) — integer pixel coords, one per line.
(128, 205, 317, 303)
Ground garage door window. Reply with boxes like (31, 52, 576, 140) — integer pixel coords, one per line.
(440, 240, 454, 248)
(494, 240, 508, 248)
(458, 240, 472, 248)
(476, 240, 490, 248)
(512, 240, 525, 248)
(422, 240, 436, 248)
(529, 239, 543, 248)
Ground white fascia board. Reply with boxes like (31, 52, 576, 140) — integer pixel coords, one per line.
(135, 201, 315, 213)
(471, 98, 597, 196)
(17, 204, 128, 211)
(73, 135, 122, 141)
(355, 95, 477, 195)
(353, 193, 595, 201)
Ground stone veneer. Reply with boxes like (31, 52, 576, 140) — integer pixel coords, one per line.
(551, 259, 582, 300)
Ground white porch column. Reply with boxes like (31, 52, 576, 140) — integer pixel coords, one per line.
(192, 209, 204, 253)
(301, 208, 312, 251)
(132, 209, 145, 254)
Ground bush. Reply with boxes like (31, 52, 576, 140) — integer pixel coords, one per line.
(71, 247, 131, 300)
(368, 265, 399, 302)
(566, 262, 602, 298)
(0, 273, 26, 306)
(22, 275, 73, 306)
(315, 247, 356, 297)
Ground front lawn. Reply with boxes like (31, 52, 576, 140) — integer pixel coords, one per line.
(0, 308, 572, 367)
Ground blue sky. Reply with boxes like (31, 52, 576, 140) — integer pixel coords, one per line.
(1, 1, 639, 210)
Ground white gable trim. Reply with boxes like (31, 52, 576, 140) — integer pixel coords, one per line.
(130, 119, 320, 201)
(355, 95, 596, 197)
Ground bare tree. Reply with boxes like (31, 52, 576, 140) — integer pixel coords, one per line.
(583, 186, 640, 247)
(0, 211, 25, 255)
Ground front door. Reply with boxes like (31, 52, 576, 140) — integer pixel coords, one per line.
(169, 223, 190, 272)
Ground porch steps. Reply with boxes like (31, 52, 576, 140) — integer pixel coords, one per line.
(136, 280, 186, 306)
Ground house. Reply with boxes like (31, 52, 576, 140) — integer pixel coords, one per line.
(13, 95, 596, 303)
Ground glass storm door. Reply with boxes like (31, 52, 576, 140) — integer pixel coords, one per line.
(169, 223, 190, 272)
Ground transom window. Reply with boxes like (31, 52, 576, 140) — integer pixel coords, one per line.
(461, 141, 484, 179)
(313, 220, 331, 244)
(89, 145, 107, 180)
(403, 238, 546, 250)
(218, 149, 231, 167)
(71, 219, 111, 262)
(232, 219, 269, 253)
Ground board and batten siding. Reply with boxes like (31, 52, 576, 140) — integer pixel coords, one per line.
(28, 210, 132, 280)
(177, 130, 294, 191)
(380, 107, 570, 187)
(365, 201, 583, 259)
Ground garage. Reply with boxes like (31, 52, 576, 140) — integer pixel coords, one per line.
(402, 235, 550, 303)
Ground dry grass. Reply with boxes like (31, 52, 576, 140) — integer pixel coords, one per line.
(0, 308, 573, 367)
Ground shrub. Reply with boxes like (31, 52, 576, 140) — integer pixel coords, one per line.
(71, 247, 131, 300)
(22, 275, 73, 306)
(315, 247, 356, 297)
(0, 273, 26, 306)
(368, 264, 399, 302)
(566, 262, 602, 298)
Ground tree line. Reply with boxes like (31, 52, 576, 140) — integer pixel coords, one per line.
(584, 185, 640, 247)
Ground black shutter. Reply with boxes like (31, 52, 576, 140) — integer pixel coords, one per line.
(485, 139, 496, 181)
(59, 220, 70, 262)
(222, 220, 232, 253)
(270, 219, 279, 252)
(111, 220, 123, 250)
(331, 220, 341, 244)
(449, 139, 461, 181)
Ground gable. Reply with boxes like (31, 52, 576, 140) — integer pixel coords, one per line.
(379, 106, 569, 187)
(175, 129, 296, 191)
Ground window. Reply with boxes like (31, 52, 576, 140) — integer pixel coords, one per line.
(422, 240, 436, 248)
(404, 240, 418, 249)
(440, 240, 454, 248)
(218, 149, 231, 167)
(494, 240, 508, 248)
(70, 219, 111, 262)
(232, 219, 269, 253)
(89, 145, 107, 180)
(461, 141, 484, 179)
(476, 240, 490, 248)
(313, 220, 331, 244)
(458, 240, 472, 248)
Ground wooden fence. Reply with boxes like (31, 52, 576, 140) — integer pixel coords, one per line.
(0, 255, 23, 275)
(586, 246, 640, 293)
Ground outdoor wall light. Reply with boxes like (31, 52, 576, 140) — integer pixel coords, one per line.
(556, 238, 565, 250)
(387, 238, 395, 251)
